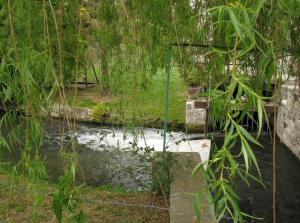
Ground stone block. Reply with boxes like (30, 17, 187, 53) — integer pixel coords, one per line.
(287, 111, 294, 120)
(281, 99, 287, 108)
(294, 101, 300, 110)
(276, 116, 284, 136)
(186, 101, 194, 110)
(295, 120, 300, 134)
(285, 118, 294, 129)
(286, 90, 295, 112)
(186, 99, 207, 133)
(294, 101, 300, 120)
(186, 99, 207, 125)
(281, 87, 288, 100)
(277, 106, 285, 117)
(289, 131, 297, 144)
(277, 81, 300, 160)
(187, 86, 201, 99)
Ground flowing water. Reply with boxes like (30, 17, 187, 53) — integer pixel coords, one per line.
(214, 135, 300, 223)
(46, 124, 187, 190)
(2, 120, 199, 190)
(2, 120, 300, 222)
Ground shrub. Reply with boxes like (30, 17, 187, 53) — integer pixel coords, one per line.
(151, 152, 178, 197)
(91, 103, 110, 122)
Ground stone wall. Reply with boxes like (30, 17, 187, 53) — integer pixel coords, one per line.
(277, 80, 300, 159)
(50, 104, 92, 121)
(186, 98, 207, 133)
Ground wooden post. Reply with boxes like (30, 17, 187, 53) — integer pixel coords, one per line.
(273, 107, 277, 223)
(91, 63, 100, 84)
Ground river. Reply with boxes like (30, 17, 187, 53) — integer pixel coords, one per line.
(1, 120, 300, 222)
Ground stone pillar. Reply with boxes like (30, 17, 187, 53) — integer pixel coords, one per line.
(277, 81, 300, 159)
(186, 97, 207, 133)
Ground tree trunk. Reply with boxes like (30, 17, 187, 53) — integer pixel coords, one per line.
(100, 49, 109, 95)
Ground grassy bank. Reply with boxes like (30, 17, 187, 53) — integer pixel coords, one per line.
(0, 174, 169, 223)
(63, 68, 187, 127)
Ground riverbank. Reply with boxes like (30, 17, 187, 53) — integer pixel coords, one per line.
(48, 103, 186, 132)
(50, 69, 187, 131)
(0, 174, 169, 223)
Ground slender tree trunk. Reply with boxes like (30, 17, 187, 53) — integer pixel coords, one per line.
(7, 0, 19, 63)
(100, 48, 109, 95)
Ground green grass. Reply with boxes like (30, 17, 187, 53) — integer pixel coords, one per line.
(77, 66, 187, 125)
(77, 98, 97, 108)
(120, 68, 186, 123)
(0, 174, 169, 223)
(61, 60, 188, 127)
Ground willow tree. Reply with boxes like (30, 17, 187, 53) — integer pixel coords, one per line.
(0, 0, 85, 221)
(188, 1, 300, 222)
(1, 0, 300, 222)
(118, 1, 300, 222)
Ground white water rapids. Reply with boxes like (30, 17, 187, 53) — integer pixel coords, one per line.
(45, 123, 211, 190)
(73, 126, 211, 162)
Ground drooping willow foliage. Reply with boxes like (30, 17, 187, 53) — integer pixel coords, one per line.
(0, 0, 300, 222)
(191, 1, 300, 222)
(0, 0, 86, 221)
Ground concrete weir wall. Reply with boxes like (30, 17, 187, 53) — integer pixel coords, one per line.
(277, 80, 300, 159)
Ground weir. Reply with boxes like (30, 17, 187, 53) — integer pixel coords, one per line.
(168, 140, 217, 223)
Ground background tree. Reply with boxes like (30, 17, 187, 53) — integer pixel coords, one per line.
(1, 0, 300, 222)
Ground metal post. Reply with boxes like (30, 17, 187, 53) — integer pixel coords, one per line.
(163, 45, 172, 154)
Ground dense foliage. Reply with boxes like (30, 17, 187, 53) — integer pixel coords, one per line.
(0, 0, 300, 222)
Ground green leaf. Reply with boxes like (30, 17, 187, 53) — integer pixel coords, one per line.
(228, 9, 242, 39)
(194, 192, 202, 221)
(237, 40, 255, 57)
(192, 162, 204, 177)
(226, 185, 239, 200)
(73, 210, 85, 223)
(241, 140, 249, 173)
(52, 195, 63, 223)
(236, 124, 262, 147)
(217, 207, 226, 222)
(226, 151, 237, 177)
(254, 0, 266, 18)
(242, 137, 261, 178)
(240, 169, 264, 187)
(236, 169, 250, 188)
(257, 99, 263, 137)
(226, 191, 242, 221)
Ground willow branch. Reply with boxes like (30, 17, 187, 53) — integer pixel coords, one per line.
(7, 0, 19, 63)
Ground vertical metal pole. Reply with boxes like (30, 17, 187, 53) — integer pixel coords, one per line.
(273, 107, 277, 223)
(205, 107, 208, 139)
(163, 45, 172, 153)
(206, 72, 212, 139)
